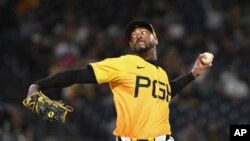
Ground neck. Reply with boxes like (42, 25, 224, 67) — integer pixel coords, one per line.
(136, 47, 157, 60)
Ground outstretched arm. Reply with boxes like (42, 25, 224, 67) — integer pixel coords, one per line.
(170, 72, 194, 98)
(28, 65, 97, 96)
(170, 53, 213, 98)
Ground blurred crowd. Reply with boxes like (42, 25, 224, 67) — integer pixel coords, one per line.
(0, 0, 250, 141)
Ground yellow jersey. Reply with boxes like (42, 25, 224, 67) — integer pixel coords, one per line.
(90, 55, 172, 138)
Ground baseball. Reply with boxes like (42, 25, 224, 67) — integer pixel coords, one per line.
(201, 52, 214, 65)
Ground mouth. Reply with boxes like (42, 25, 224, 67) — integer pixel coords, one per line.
(136, 40, 146, 47)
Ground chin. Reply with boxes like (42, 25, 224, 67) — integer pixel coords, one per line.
(132, 44, 154, 54)
(134, 47, 151, 54)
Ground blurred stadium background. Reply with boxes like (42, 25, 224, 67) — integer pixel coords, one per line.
(0, 0, 250, 141)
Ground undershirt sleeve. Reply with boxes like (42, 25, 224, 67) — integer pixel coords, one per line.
(35, 65, 97, 90)
(35, 63, 195, 97)
(169, 72, 195, 98)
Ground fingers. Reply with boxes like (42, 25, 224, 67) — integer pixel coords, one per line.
(192, 53, 213, 77)
(199, 53, 207, 60)
(197, 54, 206, 65)
(201, 62, 212, 68)
(198, 53, 213, 67)
(28, 84, 40, 96)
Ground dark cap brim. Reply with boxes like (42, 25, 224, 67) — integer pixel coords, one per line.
(125, 20, 155, 41)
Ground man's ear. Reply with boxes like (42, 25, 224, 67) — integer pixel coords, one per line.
(150, 34, 158, 45)
(154, 35, 158, 45)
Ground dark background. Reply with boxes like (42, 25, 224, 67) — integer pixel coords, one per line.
(1, 0, 250, 141)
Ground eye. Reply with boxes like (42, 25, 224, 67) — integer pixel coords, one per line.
(142, 31, 147, 34)
(131, 34, 136, 38)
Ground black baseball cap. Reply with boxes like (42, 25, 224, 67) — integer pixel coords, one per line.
(125, 20, 156, 41)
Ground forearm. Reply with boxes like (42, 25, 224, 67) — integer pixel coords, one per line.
(170, 72, 195, 98)
(34, 65, 97, 90)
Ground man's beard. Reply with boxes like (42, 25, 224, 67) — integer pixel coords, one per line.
(132, 41, 155, 54)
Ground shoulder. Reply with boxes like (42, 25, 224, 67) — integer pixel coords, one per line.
(90, 54, 144, 67)
(100, 55, 131, 63)
(101, 54, 142, 63)
(90, 55, 130, 68)
(120, 54, 145, 63)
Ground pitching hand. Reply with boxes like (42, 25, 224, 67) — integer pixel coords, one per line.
(191, 53, 213, 77)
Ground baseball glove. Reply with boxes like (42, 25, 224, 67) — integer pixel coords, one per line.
(23, 91, 73, 123)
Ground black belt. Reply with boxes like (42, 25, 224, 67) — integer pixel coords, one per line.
(117, 135, 170, 141)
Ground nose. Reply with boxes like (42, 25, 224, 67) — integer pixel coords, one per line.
(137, 34, 142, 40)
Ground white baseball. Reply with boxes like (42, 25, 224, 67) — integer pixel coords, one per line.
(201, 52, 214, 65)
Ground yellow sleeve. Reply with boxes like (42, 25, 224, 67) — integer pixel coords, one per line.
(90, 57, 124, 84)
